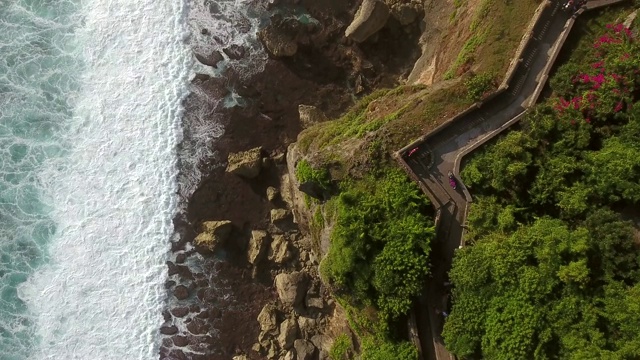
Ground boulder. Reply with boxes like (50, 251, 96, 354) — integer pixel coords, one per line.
(194, 50, 224, 68)
(298, 104, 329, 129)
(267, 340, 278, 359)
(270, 208, 292, 226)
(305, 296, 324, 310)
(391, 4, 419, 25)
(232, 356, 248, 360)
(173, 335, 189, 347)
(266, 186, 280, 202)
(277, 318, 299, 349)
(258, 17, 299, 57)
(269, 234, 291, 264)
(223, 44, 246, 60)
(248, 230, 269, 265)
(297, 316, 318, 339)
(160, 325, 178, 335)
(284, 350, 295, 360)
(345, 0, 390, 43)
(294, 339, 317, 360)
(275, 271, 309, 308)
(226, 147, 263, 178)
(311, 335, 334, 357)
(257, 303, 279, 333)
(173, 285, 189, 300)
(194, 220, 233, 251)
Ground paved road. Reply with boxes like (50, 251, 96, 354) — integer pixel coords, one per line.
(402, 1, 572, 359)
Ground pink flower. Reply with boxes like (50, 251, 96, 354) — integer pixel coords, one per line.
(585, 118, 591, 124)
(591, 61, 605, 69)
(614, 102, 623, 112)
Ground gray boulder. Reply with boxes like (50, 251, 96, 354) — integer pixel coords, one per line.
(345, 0, 390, 43)
(270, 208, 292, 226)
(275, 271, 309, 308)
(226, 147, 263, 178)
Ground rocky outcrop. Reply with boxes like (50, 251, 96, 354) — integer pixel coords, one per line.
(267, 186, 280, 202)
(277, 318, 298, 349)
(298, 105, 329, 129)
(258, 16, 300, 57)
(271, 208, 292, 227)
(275, 271, 309, 308)
(226, 147, 263, 179)
(294, 339, 317, 360)
(248, 230, 269, 265)
(193, 220, 233, 251)
(257, 303, 279, 334)
(194, 50, 224, 68)
(269, 234, 292, 264)
(345, 0, 390, 43)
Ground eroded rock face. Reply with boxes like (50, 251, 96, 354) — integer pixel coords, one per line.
(226, 147, 263, 179)
(248, 230, 269, 265)
(193, 220, 233, 251)
(298, 104, 329, 129)
(269, 234, 291, 264)
(257, 303, 279, 333)
(173, 285, 190, 300)
(294, 339, 317, 360)
(345, 0, 390, 43)
(275, 271, 309, 308)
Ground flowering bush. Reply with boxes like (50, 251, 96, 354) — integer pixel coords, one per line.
(552, 23, 638, 124)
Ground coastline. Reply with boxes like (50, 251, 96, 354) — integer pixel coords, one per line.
(160, 0, 424, 358)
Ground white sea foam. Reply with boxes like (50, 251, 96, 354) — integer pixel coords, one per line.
(17, 0, 192, 358)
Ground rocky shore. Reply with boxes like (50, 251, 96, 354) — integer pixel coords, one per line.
(160, 1, 426, 359)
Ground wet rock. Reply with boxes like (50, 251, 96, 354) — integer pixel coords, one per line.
(175, 253, 187, 263)
(173, 285, 189, 300)
(269, 234, 291, 264)
(294, 339, 317, 360)
(275, 271, 309, 308)
(298, 104, 329, 129)
(173, 335, 189, 347)
(164, 280, 176, 289)
(171, 307, 189, 318)
(345, 0, 390, 43)
(186, 318, 208, 335)
(248, 230, 269, 265)
(160, 325, 178, 335)
(257, 303, 278, 333)
(193, 220, 233, 251)
(270, 208, 291, 226)
(266, 186, 279, 202)
(223, 44, 246, 60)
(277, 318, 298, 350)
(258, 18, 298, 57)
(194, 50, 224, 68)
(226, 147, 264, 179)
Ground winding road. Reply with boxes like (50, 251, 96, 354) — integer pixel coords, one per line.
(396, 0, 627, 359)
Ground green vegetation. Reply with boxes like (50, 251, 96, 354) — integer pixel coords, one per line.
(464, 72, 495, 101)
(329, 334, 352, 360)
(295, 159, 332, 192)
(445, 18, 640, 359)
(445, 0, 539, 82)
(321, 167, 434, 319)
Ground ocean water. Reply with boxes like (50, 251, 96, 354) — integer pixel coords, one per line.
(1, 0, 192, 359)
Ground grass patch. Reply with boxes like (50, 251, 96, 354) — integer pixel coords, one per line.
(445, 0, 539, 82)
(329, 334, 352, 360)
